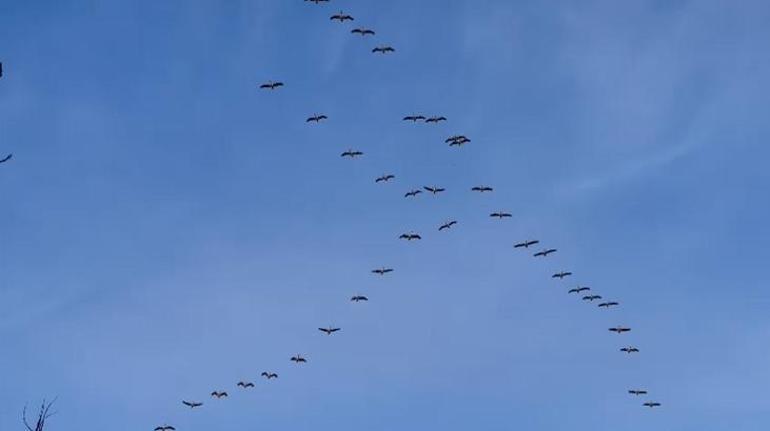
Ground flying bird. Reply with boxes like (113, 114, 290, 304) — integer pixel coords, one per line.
(375, 174, 395, 183)
(425, 116, 447, 123)
(210, 391, 228, 399)
(568, 286, 591, 294)
(0, 154, 11, 164)
(643, 402, 661, 408)
(261, 372, 278, 379)
(341, 149, 363, 158)
(533, 249, 557, 257)
(439, 221, 458, 231)
(237, 381, 255, 388)
(514, 240, 539, 248)
(351, 295, 369, 302)
(182, 401, 203, 409)
(399, 233, 422, 241)
(351, 28, 375, 36)
(155, 426, 175, 431)
(628, 390, 648, 396)
(448, 138, 470, 147)
(306, 114, 328, 123)
(598, 301, 620, 308)
(291, 355, 307, 363)
(403, 115, 426, 122)
(471, 186, 493, 193)
(318, 326, 341, 335)
(404, 189, 423, 198)
(0, 62, 3, 78)
(372, 46, 395, 54)
(608, 326, 632, 334)
(259, 81, 284, 90)
(371, 267, 394, 275)
(423, 186, 445, 194)
(490, 212, 512, 219)
(582, 295, 602, 301)
(445, 135, 469, 143)
(305, 0, 329, 3)
(620, 347, 640, 354)
(552, 271, 572, 279)
(330, 11, 354, 22)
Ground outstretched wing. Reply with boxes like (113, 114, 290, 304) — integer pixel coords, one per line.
(0, 154, 12, 163)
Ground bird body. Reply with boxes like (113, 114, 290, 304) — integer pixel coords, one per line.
(404, 189, 423, 198)
(609, 326, 632, 334)
(341, 149, 364, 158)
(306, 114, 328, 123)
(399, 233, 422, 241)
(514, 239, 539, 248)
(259, 81, 284, 90)
(471, 186, 493, 193)
(552, 271, 573, 279)
(534, 248, 558, 257)
(372, 46, 395, 54)
(182, 401, 203, 408)
(490, 212, 512, 219)
(439, 221, 458, 231)
(291, 355, 307, 363)
(351, 295, 369, 302)
(375, 174, 395, 183)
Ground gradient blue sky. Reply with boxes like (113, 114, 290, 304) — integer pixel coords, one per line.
(1, 1, 769, 430)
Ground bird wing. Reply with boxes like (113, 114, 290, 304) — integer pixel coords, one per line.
(0, 154, 9, 164)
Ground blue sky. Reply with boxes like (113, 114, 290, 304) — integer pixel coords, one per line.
(1, 0, 769, 429)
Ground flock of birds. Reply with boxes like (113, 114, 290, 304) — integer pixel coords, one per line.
(0, 4, 667, 431)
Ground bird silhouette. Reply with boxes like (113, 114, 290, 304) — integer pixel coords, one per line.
(0, 154, 11, 164)
(628, 389, 648, 396)
(372, 46, 395, 54)
(291, 355, 308, 363)
(305, 0, 329, 3)
(582, 295, 602, 301)
(330, 11, 354, 22)
(403, 115, 426, 122)
(643, 402, 661, 408)
(598, 301, 620, 308)
(351, 295, 369, 302)
(318, 326, 341, 335)
(445, 135, 469, 144)
(341, 149, 363, 158)
(423, 186, 445, 194)
(439, 221, 458, 231)
(448, 138, 470, 147)
(306, 114, 328, 123)
(514, 239, 539, 248)
(608, 326, 632, 334)
(620, 347, 640, 354)
(471, 186, 493, 193)
(210, 391, 228, 399)
(375, 174, 395, 183)
(490, 212, 512, 219)
(404, 189, 423, 198)
(552, 271, 572, 279)
(425, 116, 447, 123)
(155, 425, 176, 431)
(237, 381, 255, 388)
(533, 249, 557, 257)
(261, 372, 278, 379)
(371, 267, 394, 275)
(568, 286, 591, 294)
(351, 28, 375, 36)
(259, 81, 284, 90)
(399, 233, 422, 241)
(182, 401, 203, 409)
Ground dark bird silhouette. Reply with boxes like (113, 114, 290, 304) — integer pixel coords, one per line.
(445, 135, 471, 146)
(404, 189, 423, 198)
(533, 249, 557, 257)
(351, 28, 375, 36)
(403, 115, 426, 122)
(608, 326, 632, 334)
(330, 11, 354, 22)
(305, 0, 329, 3)
(351, 295, 369, 302)
(425, 116, 447, 123)
(155, 426, 176, 431)
(318, 326, 341, 335)
(399, 233, 422, 241)
(210, 391, 228, 399)
(514, 239, 539, 248)
(448, 138, 470, 147)
(371, 267, 394, 275)
(439, 221, 458, 231)
(237, 381, 255, 388)
(552, 271, 573, 279)
(341, 149, 363, 158)
(259, 81, 284, 90)
(582, 295, 602, 301)
(471, 186, 493, 193)
(643, 402, 661, 408)
(182, 401, 203, 409)
(569, 286, 591, 294)
(490, 212, 512, 219)
(372, 46, 395, 54)
(620, 347, 640, 354)
(291, 355, 308, 363)
(0, 154, 11, 164)
(598, 301, 620, 308)
(423, 186, 445, 194)
(628, 390, 648, 396)
(0, 62, 3, 78)
(375, 174, 395, 183)
(306, 114, 328, 123)
(261, 372, 278, 379)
